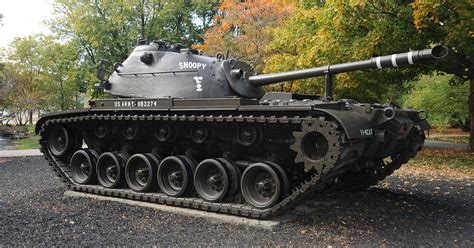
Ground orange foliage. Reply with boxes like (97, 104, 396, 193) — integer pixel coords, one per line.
(193, 0, 295, 71)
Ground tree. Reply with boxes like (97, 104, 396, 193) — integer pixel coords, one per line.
(38, 41, 85, 111)
(266, 2, 431, 99)
(1, 65, 39, 125)
(410, 0, 473, 149)
(265, 1, 474, 150)
(194, 0, 295, 72)
(50, 0, 219, 96)
(3, 36, 46, 125)
(403, 74, 469, 130)
(2, 35, 84, 125)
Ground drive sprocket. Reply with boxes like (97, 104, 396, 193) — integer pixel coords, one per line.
(290, 118, 341, 174)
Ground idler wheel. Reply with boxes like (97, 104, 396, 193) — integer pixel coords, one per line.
(48, 126, 71, 157)
(241, 162, 283, 209)
(191, 125, 209, 144)
(123, 124, 139, 140)
(96, 152, 129, 188)
(157, 156, 195, 197)
(155, 124, 173, 142)
(70, 149, 99, 184)
(125, 153, 159, 192)
(237, 125, 259, 146)
(194, 159, 230, 202)
(94, 124, 109, 139)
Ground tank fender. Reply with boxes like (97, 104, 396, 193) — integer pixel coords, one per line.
(35, 118, 46, 134)
(314, 108, 373, 140)
(35, 109, 90, 134)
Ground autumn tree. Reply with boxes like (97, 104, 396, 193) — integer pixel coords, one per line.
(194, 0, 295, 72)
(410, 0, 473, 149)
(265, 1, 474, 150)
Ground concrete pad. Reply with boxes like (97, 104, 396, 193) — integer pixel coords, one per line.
(64, 190, 293, 230)
(0, 149, 42, 157)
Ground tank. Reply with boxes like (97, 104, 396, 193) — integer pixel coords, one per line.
(36, 41, 447, 219)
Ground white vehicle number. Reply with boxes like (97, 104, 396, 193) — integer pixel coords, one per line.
(114, 100, 157, 108)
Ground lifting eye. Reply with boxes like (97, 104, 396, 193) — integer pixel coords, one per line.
(140, 52, 154, 65)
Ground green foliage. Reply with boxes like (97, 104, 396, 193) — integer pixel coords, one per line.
(403, 73, 469, 128)
(1, 0, 220, 122)
(1, 35, 85, 124)
(265, 1, 433, 102)
(51, 0, 219, 61)
(264, 1, 473, 104)
(50, 0, 219, 96)
(25, 124, 36, 134)
(411, 0, 473, 81)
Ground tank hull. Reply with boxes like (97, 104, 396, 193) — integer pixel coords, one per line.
(36, 96, 427, 218)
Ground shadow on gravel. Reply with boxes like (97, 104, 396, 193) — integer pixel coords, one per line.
(285, 179, 473, 246)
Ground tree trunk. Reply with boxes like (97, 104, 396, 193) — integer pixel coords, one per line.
(60, 79, 65, 111)
(469, 73, 474, 152)
(29, 110, 33, 124)
(140, 0, 145, 39)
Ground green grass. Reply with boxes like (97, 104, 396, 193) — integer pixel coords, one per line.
(427, 136, 469, 144)
(25, 124, 36, 134)
(15, 135, 40, 150)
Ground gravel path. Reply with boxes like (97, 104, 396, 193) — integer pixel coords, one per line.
(0, 156, 472, 246)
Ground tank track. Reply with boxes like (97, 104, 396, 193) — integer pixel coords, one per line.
(334, 129, 425, 192)
(38, 112, 356, 219)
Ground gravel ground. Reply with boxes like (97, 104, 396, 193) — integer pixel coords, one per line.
(0, 156, 472, 246)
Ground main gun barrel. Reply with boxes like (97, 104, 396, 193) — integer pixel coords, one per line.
(248, 46, 448, 87)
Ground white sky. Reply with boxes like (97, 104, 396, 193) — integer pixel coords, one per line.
(0, 0, 53, 49)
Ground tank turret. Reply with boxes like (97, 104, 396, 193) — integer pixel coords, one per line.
(97, 42, 447, 100)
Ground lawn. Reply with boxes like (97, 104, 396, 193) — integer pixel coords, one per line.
(16, 135, 40, 150)
(13, 124, 39, 150)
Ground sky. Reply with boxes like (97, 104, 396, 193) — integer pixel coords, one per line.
(0, 0, 53, 48)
